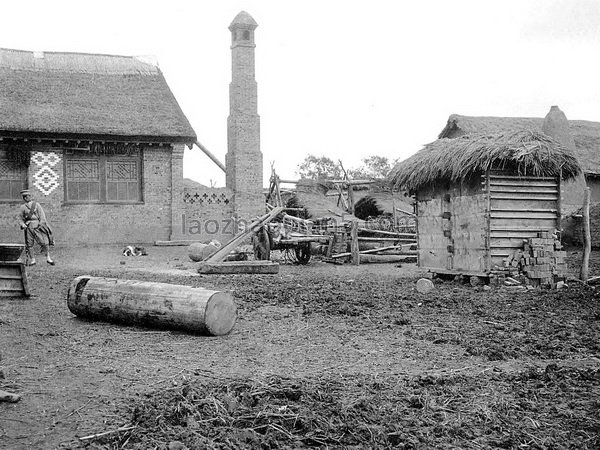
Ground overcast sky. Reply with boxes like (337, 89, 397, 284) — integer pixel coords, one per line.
(2, 0, 599, 186)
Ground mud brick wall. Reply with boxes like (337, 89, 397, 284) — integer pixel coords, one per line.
(0, 144, 179, 245)
(570, 202, 600, 248)
(177, 187, 236, 244)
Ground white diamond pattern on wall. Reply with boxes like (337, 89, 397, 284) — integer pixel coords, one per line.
(32, 151, 60, 195)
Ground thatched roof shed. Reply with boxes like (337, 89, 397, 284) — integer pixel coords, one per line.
(389, 130, 581, 193)
(439, 114, 600, 175)
(0, 48, 196, 143)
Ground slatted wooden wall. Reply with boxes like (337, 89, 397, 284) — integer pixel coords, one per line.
(487, 171, 560, 268)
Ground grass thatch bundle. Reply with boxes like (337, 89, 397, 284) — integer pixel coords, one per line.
(389, 131, 582, 192)
(354, 195, 384, 220)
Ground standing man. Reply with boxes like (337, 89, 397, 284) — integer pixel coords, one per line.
(18, 189, 55, 266)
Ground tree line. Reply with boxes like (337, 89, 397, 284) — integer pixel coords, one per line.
(296, 155, 393, 180)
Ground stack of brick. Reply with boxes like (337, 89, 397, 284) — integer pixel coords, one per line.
(491, 231, 568, 288)
(521, 231, 568, 287)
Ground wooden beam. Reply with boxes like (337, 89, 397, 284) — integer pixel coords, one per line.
(490, 196, 558, 201)
(358, 237, 417, 242)
(395, 207, 416, 217)
(194, 140, 226, 173)
(489, 175, 556, 181)
(358, 228, 416, 238)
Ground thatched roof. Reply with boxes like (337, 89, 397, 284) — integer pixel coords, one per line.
(440, 114, 600, 175)
(0, 48, 196, 143)
(389, 131, 582, 192)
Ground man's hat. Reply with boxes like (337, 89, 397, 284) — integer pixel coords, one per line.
(20, 189, 32, 196)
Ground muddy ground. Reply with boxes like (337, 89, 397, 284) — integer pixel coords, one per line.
(0, 246, 599, 449)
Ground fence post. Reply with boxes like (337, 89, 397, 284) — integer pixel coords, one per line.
(580, 188, 591, 282)
(351, 221, 360, 265)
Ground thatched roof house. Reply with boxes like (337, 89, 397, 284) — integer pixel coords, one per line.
(0, 48, 196, 142)
(389, 130, 582, 283)
(439, 114, 600, 176)
(0, 47, 197, 245)
(390, 130, 581, 193)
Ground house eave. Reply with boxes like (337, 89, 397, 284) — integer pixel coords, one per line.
(0, 130, 196, 146)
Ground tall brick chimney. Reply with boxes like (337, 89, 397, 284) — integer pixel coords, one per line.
(226, 11, 264, 221)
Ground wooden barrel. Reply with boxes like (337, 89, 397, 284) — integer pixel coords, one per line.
(67, 276, 237, 336)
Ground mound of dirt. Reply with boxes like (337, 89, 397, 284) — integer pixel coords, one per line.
(105, 366, 600, 449)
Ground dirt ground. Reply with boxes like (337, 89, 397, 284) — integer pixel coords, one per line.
(1, 245, 599, 449)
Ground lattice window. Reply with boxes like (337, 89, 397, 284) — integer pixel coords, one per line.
(0, 151, 28, 201)
(66, 159, 100, 202)
(65, 151, 142, 203)
(106, 160, 139, 202)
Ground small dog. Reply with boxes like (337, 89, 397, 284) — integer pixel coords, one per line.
(122, 245, 147, 257)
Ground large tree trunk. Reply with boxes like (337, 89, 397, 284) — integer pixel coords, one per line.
(67, 276, 237, 336)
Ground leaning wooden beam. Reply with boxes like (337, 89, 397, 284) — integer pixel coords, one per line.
(395, 207, 416, 217)
(194, 140, 226, 173)
(331, 245, 402, 259)
(204, 207, 285, 263)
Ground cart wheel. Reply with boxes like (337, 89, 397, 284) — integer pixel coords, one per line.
(294, 243, 311, 265)
(252, 226, 271, 260)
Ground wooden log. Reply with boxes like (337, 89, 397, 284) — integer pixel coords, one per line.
(359, 254, 416, 264)
(67, 276, 237, 336)
(197, 261, 279, 274)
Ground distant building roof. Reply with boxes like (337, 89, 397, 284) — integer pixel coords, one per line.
(439, 114, 600, 175)
(0, 48, 196, 143)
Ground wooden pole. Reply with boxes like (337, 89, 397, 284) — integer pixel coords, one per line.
(351, 221, 360, 265)
(580, 188, 591, 282)
(194, 140, 226, 173)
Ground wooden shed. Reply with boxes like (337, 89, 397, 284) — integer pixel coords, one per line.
(389, 131, 582, 283)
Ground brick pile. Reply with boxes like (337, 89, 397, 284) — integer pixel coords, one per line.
(491, 231, 568, 288)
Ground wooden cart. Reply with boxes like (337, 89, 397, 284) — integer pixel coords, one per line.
(252, 213, 329, 265)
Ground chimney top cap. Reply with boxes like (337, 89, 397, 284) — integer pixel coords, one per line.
(229, 11, 258, 30)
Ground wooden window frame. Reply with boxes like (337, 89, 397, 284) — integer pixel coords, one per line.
(64, 149, 144, 204)
(0, 149, 28, 202)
